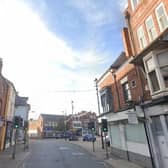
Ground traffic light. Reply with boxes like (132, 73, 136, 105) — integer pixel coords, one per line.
(88, 121, 95, 131)
(14, 116, 23, 129)
(101, 119, 108, 132)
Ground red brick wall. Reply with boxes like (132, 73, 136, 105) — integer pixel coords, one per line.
(99, 63, 151, 112)
(0, 76, 8, 118)
(126, 0, 168, 54)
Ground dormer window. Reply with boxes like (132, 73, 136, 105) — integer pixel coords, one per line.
(131, 0, 140, 10)
(144, 49, 168, 97)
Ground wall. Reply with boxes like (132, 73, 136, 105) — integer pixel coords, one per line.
(126, 0, 168, 54)
(99, 61, 150, 112)
(0, 76, 8, 151)
(15, 106, 29, 121)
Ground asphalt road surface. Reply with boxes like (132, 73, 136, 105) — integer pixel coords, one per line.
(23, 139, 109, 168)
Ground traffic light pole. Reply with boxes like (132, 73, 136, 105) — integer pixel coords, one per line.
(105, 133, 109, 159)
(12, 129, 17, 159)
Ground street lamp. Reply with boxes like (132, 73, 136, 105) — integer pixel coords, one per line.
(94, 78, 104, 149)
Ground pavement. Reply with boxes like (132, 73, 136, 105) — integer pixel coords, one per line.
(69, 137, 144, 168)
(0, 143, 30, 168)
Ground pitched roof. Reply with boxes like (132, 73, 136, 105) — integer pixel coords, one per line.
(110, 52, 127, 69)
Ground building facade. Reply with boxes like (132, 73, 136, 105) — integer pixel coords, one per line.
(97, 0, 168, 167)
(0, 59, 9, 151)
(125, 0, 168, 168)
(98, 52, 152, 168)
(39, 114, 65, 138)
(15, 95, 30, 142)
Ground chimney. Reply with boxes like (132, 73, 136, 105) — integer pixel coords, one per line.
(122, 27, 133, 58)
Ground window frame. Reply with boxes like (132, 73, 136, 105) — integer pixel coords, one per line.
(145, 15, 157, 42)
(100, 87, 113, 113)
(122, 81, 132, 103)
(131, 0, 140, 11)
(137, 25, 147, 50)
(143, 50, 168, 96)
(155, 2, 168, 32)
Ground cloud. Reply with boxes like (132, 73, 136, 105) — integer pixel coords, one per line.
(68, 0, 127, 27)
(0, 0, 104, 117)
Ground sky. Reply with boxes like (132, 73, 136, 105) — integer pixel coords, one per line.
(0, 0, 127, 119)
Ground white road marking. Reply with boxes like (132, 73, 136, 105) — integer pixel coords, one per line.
(72, 152, 85, 156)
(59, 147, 70, 150)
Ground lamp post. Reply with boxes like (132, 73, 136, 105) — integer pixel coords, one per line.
(94, 78, 104, 149)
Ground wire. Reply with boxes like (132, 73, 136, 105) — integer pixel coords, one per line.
(50, 89, 95, 93)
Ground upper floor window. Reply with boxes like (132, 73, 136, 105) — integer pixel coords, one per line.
(137, 26, 147, 50)
(144, 50, 168, 96)
(100, 87, 113, 113)
(145, 16, 157, 42)
(122, 81, 132, 102)
(155, 3, 168, 32)
(157, 52, 168, 88)
(131, 0, 140, 10)
(145, 57, 160, 92)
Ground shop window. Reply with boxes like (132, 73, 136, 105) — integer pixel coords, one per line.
(137, 26, 147, 50)
(155, 2, 168, 32)
(145, 15, 157, 42)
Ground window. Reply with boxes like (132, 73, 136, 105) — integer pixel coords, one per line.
(100, 87, 113, 113)
(131, 80, 136, 88)
(137, 26, 147, 50)
(122, 82, 132, 102)
(146, 57, 160, 92)
(131, 0, 140, 10)
(144, 50, 168, 96)
(157, 52, 168, 88)
(155, 3, 168, 32)
(145, 16, 157, 42)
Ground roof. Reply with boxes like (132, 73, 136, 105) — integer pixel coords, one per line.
(40, 114, 64, 122)
(97, 52, 127, 84)
(110, 52, 127, 69)
(15, 95, 29, 106)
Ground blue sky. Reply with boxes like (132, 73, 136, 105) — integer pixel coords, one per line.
(0, 0, 127, 118)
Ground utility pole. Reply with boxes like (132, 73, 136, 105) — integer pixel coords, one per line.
(94, 78, 104, 149)
(71, 100, 74, 119)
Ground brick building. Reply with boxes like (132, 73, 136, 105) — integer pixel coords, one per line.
(0, 59, 9, 151)
(66, 111, 97, 135)
(97, 0, 168, 168)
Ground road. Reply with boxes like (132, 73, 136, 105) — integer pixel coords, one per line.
(23, 139, 109, 168)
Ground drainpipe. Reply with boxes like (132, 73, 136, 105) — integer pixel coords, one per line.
(110, 70, 121, 110)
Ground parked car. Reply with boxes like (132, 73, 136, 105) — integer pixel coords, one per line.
(69, 134, 78, 141)
(83, 134, 96, 142)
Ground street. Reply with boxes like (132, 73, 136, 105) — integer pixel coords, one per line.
(22, 139, 109, 168)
